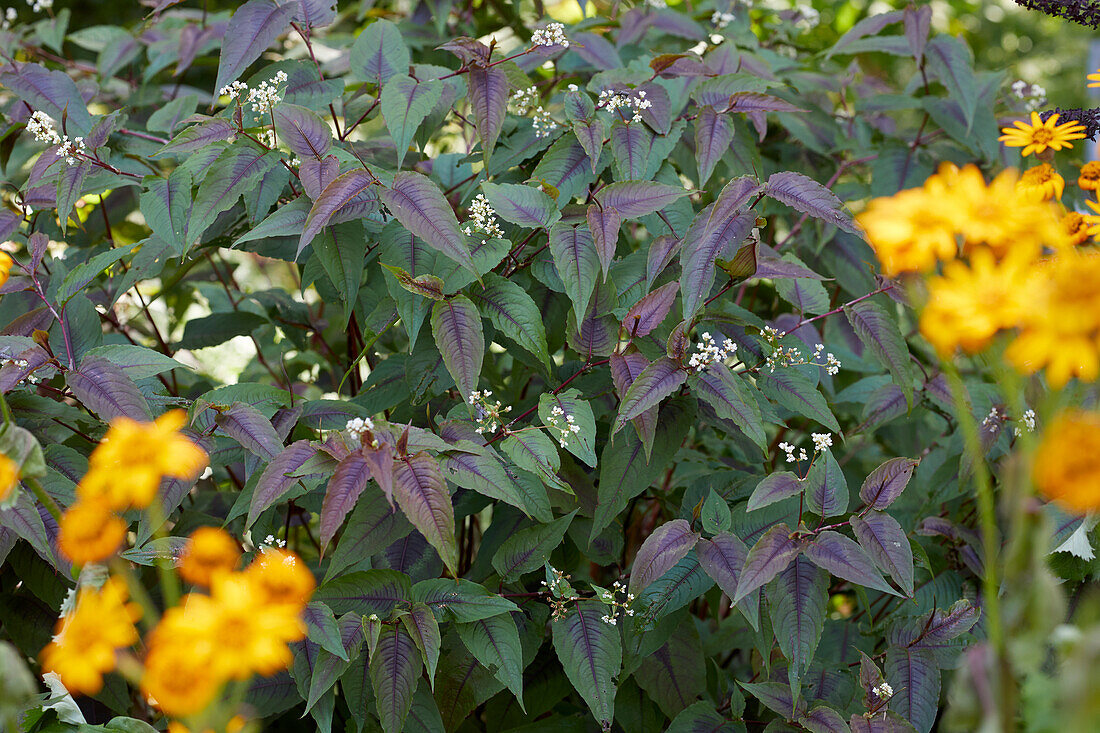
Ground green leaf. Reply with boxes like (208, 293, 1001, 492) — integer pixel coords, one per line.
(804, 449, 849, 518)
(188, 141, 281, 248)
(480, 182, 560, 230)
(549, 223, 601, 322)
(370, 625, 422, 733)
(700, 489, 732, 535)
(537, 389, 597, 467)
(456, 614, 525, 708)
(430, 295, 484, 405)
(400, 603, 442, 687)
(845, 300, 915, 408)
(472, 273, 551, 373)
(767, 555, 829, 689)
(924, 35, 978, 130)
(691, 363, 768, 450)
(412, 578, 519, 622)
(492, 511, 576, 580)
(313, 569, 412, 617)
(392, 452, 459, 576)
(56, 245, 135, 305)
(381, 75, 443, 168)
(553, 600, 622, 730)
(613, 357, 687, 436)
(350, 19, 409, 85)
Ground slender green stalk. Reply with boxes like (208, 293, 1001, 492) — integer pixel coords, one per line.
(23, 475, 62, 522)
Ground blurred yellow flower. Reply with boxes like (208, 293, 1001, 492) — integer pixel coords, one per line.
(40, 577, 140, 695)
(0, 453, 19, 503)
(1017, 164, 1064, 201)
(58, 500, 127, 565)
(245, 548, 315, 610)
(999, 112, 1087, 156)
(0, 252, 12, 289)
(1063, 211, 1092, 247)
(77, 410, 207, 511)
(1089, 68, 1100, 88)
(855, 187, 958, 277)
(179, 527, 240, 587)
(1078, 161, 1100, 191)
(142, 642, 223, 718)
(1034, 411, 1100, 512)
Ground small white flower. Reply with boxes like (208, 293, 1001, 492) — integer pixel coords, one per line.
(811, 432, 832, 452)
(531, 22, 569, 48)
(532, 106, 558, 138)
(779, 441, 798, 463)
(711, 10, 735, 28)
(27, 0, 51, 11)
(687, 332, 736, 372)
(27, 111, 60, 145)
(510, 86, 539, 116)
(247, 71, 288, 113)
(1014, 408, 1037, 436)
(219, 80, 248, 101)
(462, 193, 505, 243)
(873, 681, 894, 699)
(55, 136, 86, 166)
(567, 83, 579, 92)
(596, 88, 652, 123)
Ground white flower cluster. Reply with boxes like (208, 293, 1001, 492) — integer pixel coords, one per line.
(219, 80, 248, 101)
(532, 106, 557, 138)
(546, 405, 581, 447)
(346, 416, 379, 447)
(462, 193, 505, 244)
(2, 7, 16, 28)
(779, 441, 808, 463)
(599, 580, 635, 625)
(812, 432, 833, 452)
(510, 86, 539, 116)
(258, 129, 277, 148)
(1015, 408, 1037, 437)
(219, 71, 288, 114)
(981, 406, 1005, 431)
(531, 22, 569, 48)
(795, 5, 820, 30)
(688, 332, 737, 372)
(645, 0, 667, 7)
(872, 681, 894, 699)
(1011, 80, 1047, 113)
(542, 565, 579, 619)
(56, 135, 86, 166)
(597, 88, 652, 123)
(761, 328, 842, 376)
(27, 111, 58, 143)
(711, 10, 735, 28)
(469, 389, 511, 434)
(259, 534, 287, 553)
(0, 356, 39, 385)
(27, 0, 50, 11)
(812, 343, 842, 376)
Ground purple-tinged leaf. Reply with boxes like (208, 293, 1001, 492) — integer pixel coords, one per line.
(768, 555, 828, 685)
(456, 613, 524, 706)
(634, 632, 706, 718)
(370, 624, 422, 733)
(748, 472, 804, 511)
(803, 531, 899, 596)
(294, 0, 337, 28)
(549, 223, 600, 322)
(66, 354, 151, 422)
(610, 121, 651, 180)
(0, 62, 93, 135)
(586, 205, 622, 280)
(804, 449, 849, 518)
(154, 117, 237, 157)
(885, 646, 939, 733)
(733, 523, 801, 603)
(351, 19, 409, 85)
(646, 234, 681, 289)
(765, 170, 860, 234)
(305, 612, 366, 711)
(0, 210, 22, 245)
(595, 181, 690, 219)
(825, 10, 904, 58)
(630, 519, 699, 594)
(189, 142, 281, 248)
(552, 599, 621, 730)
(443, 447, 550, 520)
(533, 136, 597, 202)
(299, 169, 376, 257)
(381, 75, 443, 168)
(323, 497, 412, 583)
(215, 401, 283, 460)
(214, 0, 299, 95)
(857, 383, 908, 433)
(247, 440, 320, 527)
(468, 65, 510, 160)
(400, 603, 441, 686)
(666, 702, 741, 733)
(845, 300, 915, 406)
(738, 681, 796, 718)
(799, 705, 852, 733)
(613, 356, 686, 435)
(913, 599, 981, 645)
(392, 452, 458, 576)
(319, 452, 372, 552)
(850, 511, 914, 596)
(300, 155, 338, 200)
(849, 714, 920, 733)
(273, 103, 331, 159)
(430, 295, 484, 404)
(141, 170, 192, 255)
(696, 532, 759, 629)
(860, 457, 919, 510)
(302, 601, 347, 660)
(500, 429, 568, 493)
(724, 92, 806, 114)
(570, 31, 622, 70)
(609, 352, 657, 458)
(572, 118, 606, 173)
(436, 37, 491, 66)
(904, 5, 932, 63)
(623, 281, 678, 338)
(480, 182, 560, 229)
(412, 577, 518, 622)
(694, 106, 733, 188)
(924, 35, 977, 129)
(759, 369, 840, 433)
(492, 511, 576, 580)
(691, 363, 768, 450)
(377, 171, 477, 277)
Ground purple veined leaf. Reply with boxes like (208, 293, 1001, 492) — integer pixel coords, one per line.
(468, 65, 510, 161)
(380, 75, 444, 169)
(623, 281, 679, 338)
(213, 0, 299, 95)
(747, 471, 804, 511)
(324, 502, 413, 583)
(679, 177, 761, 319)
(412, 577, 519, 622)
(0, 211, 23, 246)
(634, 631, 706, 718)
(302, 601, 348, 660)
(924, 35, 978, 130)
(436, 36, 492, 65)
(392, 452, 459, 576)
(885, 645, 939, 733)
(548, 223, 600, 322)
(443, 446, 551, 521)
(480, 182, 560, 230)
(804, 449, 849, 518)
(850, 511, 915, 597)
(595, 181, 690, 219)
(492, 511, 576, 581)
(758, 367, 840, 434)
(724, 91, 806, 115)
(798, 705, 852, 733)
(764, 170, 860, 235)
(849, 713, 921, 733)
(666, 701, 742, 733)
(299, 169, 376, 257)
(66, 354, 151, 422)
(294, 0, 337, 28)
(369, 624, 422, 733)
(860, 456, 920, 510)
(738, 681, 797, 719)
(586, 205, 621, 280)
(693, 106, 733, 189)
(1, 491, 67, 573)
(55, 245, 136, 306)
(456, 613, 525, 707)
(824, 9, 904, 58)
(188, 142, 281, 249)
(913, 599, 981, 645)
(629, 519, 700, 594)
(299, 155, 338, 200)
(608, 351, 657, 459)
(400, 603, 441, 687)
(733, 522, 801, 603)
(471, 273, 552, 371)
(768, 555, 829, 687)
(690, 363, 768, 451)
(803, 530, 899, 596)
(613, 356, 687, 436)
(55, 160, 89, 235)
(500, 429, 570, 494)
(570, 31, 623, 70)
(214, 400, 283, 460)
(572, 118, 606, 173)
(532, 136, 597, 203)
(646, 234, 681, 289)
(246, 440, 320, 527)
(610, 120, 652, 180)
(650, 53, 711, 79)
(352, 19, 410, 85)
(904, 5, 932, 63)
(430, 295, 484, 405)
(696, 532, 759, 629)
(752, 253, 828, 280)
(305, 612, 367, 712)
(563, 89, 595, 124)
(0, 62, 93, 135)
(377, 171, 477, 278)
(845, 300, 915, 407)
(273, 103, 332, 159)
(362, 441, 396, 505)
(552, 599, 622, 730)
(856, 383, 908, 433)
(319, 452, 373, 553)
(141, 169, 192, 255)
(153, 117, 237, 157)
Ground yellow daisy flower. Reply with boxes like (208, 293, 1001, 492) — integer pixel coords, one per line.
(178, 527, 241, 587)
(244, 548, 315, 611)
(1017, 163, 1065, 201)
(58, 500, 127, 566)
(999, 111, 1087, 156)
(1034, 410, 1100, 512)
(1063, 211, 1092, 247)
(0, 453, 19, 503)
(142, 642, 224, 718)
(1089, 68, 1100, 88)
(1078, 161, 1100, 191)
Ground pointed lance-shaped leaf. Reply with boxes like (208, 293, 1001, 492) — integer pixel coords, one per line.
(470, 273, 551, 372)
(456, 614, 525, 708)
(747, 471, 804, 511)
(608, 351, 657, 460)
(273, 103, 332, 159)
(768, 556, 829, 687)
(586, 205, 622, 280)
(694, 106, 733, 188)
(629, 519, 700, 595)
(764, 170, 860, 234)
(850, 511, 914, 597)
(803, 531, 900, 596)
(860, 457, 919, 510)
(319, 452, 373, 553)
(845, 299, 915, 405)
(480, 182, 560, 230)
(691, 363, 768, 451)
(468, 65, 510, 160)
(696, 532, 759, 629)
(214, 0, 299, 96)
(377, 171, 478, 279)
(798, 705, 852, 733)
(738, 681, 796, 719)
(885, 645, 939, 733)
(350, 19, 409, 85)
(188, 142, 281, 248)
(734, 523, 801, 603)
(400, 603, 441, 688)
(66, 354, 151, 422)
(392, 452, 459, 576)
(430, 295, 484, 407)
(549, 223, 601, 323)
(381, 75, 443, 169)
(214, 401, 283, 460)
(594, 181, 691, 219)
(724, 92, 807, 114)
(370, 624, 422, 733)
(552, 600, 622, 730)
(804, 449, 849, 518)
(613, 357, 687, 436)
(247, 441, 321, 527)
(623, 281, 679, 339)
(299, 169, 376, 258)
(492, 511, 576, 581)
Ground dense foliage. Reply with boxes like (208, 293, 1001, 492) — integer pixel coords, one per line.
(0, 1, 1097, 732)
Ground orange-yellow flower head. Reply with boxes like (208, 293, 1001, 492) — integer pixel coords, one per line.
(1089, 68, 1100, 89)
(999, 112, 1087, 156)
(0, 252, 13, 289)
(244, 548, 315, 611)
(142, 641, 223, 718)
(77, 410, 207, 511)
(1034, 411, 1100, 512)
(40, 577, 141, 695)
(855, 187, 958, 277)
(1063, 212, 1092, 247)
(1082, 200, 1100, 241)
(1017, 163, 1064, 201)
(58, 500, 127, 565)
(179, 527, 240, 587)
(0, 453, 19, 503)
(1079, 161, 1100, 191)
